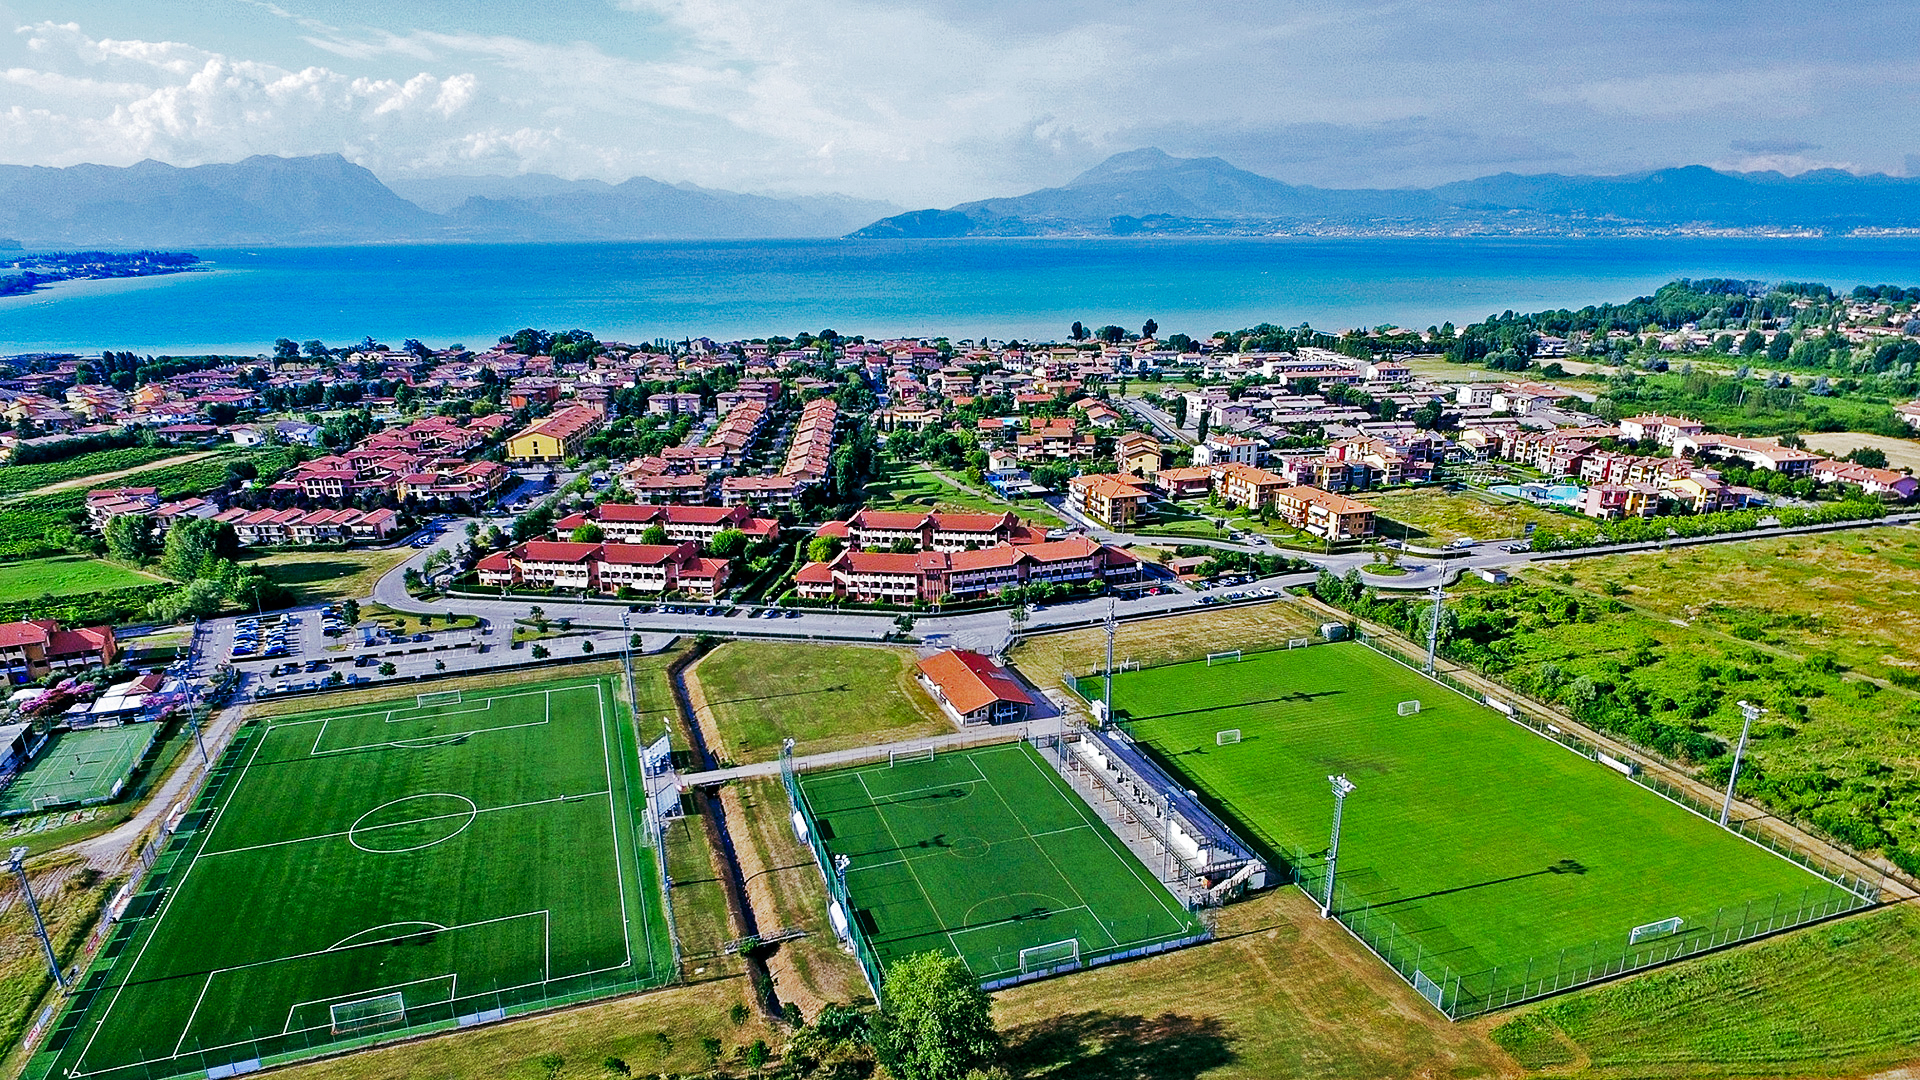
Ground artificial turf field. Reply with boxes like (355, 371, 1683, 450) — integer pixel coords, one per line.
(1084, 642, 1866, 1011)
(0, 723, 156, 815)
(36, 674, 672, 1080)
(797, 742, 1205, 986)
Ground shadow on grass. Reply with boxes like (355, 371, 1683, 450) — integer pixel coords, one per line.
(1003, 1010, 1236, 1080)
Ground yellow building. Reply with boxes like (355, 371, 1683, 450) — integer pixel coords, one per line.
(505, 405, 604, 464)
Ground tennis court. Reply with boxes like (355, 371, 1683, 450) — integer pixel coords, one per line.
(0, 724, 156, 815)
(796, 742, 1206, 987)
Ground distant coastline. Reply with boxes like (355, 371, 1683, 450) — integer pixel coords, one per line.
(0, 250, 204, 299)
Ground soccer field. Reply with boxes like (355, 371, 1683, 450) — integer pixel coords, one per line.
(33, 675, 672, 1080)
(1086, 643, 1874, 1015)
(0, 724, 157, 815)
(794, 742, 1206, 990)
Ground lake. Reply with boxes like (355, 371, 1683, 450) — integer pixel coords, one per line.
(4, 236, 1920, 354)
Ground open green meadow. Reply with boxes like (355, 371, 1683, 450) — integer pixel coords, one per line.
(1088, 643, 1864, 1015)
(29, 674, 673, 1080)
(796, 741, 1204, 988)
(0, 725, 157, 815)
(690, 642, 950, 764)
(0, 555, 165, 603)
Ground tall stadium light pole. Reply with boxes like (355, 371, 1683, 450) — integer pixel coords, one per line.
(1102, 597, 1117, 726)
(1321, 775, 1356, 919)
(1720, 701, 1765, 826)
(7, 847, 67, 991)
(1424, 586, 1445, 674)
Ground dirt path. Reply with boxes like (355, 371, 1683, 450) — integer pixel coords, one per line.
(7, 451, 222, 500)
(69, 695, 251, 873)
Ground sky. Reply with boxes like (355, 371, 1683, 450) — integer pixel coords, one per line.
(1, 0, 1917, 206)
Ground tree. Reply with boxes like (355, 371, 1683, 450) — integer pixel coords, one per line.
(1069, 321, 1087, 341)
(570, 523, 605, 543)
(378, 662, 397, 676)
(104, 514, 155, 563)
(640, 524, 669, 545)
(273, 338, 301, 362)
(1844, 446, 1890, 468)
(1097, 324, 1125, 344)
(1738, 329, 1764, 355)
(341, 598, 360, 625)
(870, 952, 1000, 1080)
(807, 535, 842, 563)
(1767, 331, 1793, 363)
(1141, 318, 1158, 339)
(1195, 413, 1210, 442)
(1170, 395, 1188, 428)
(531, 644, 550, 660)
(707, 528, 748, 559)
(581, 640, 595, 654)
(160, 517, 238, 581)
(741, 1039, 770, 1076)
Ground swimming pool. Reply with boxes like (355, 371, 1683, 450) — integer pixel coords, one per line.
(1489, 483, 1583, 507)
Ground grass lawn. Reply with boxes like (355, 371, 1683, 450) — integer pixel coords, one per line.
(1492, 906, 1920, 1078)
(687, 642, 950, 764)
(361, 601, 479, 635)
(31, 673, 674, 1080)
(1094, 643, 1858, 1016)
(1010, 599, 1323, 683)
(1132, 504, 1234, 541)
(797, 742, 1206, 986)
(0, 555, 165, 603)
(1364, 487, 1570, 544)
(0, 857, 116, 1075)
(864, 460, 1065, 527)
(244, 545, 419, 606)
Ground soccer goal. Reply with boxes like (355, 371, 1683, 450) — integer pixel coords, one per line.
(1287, 638, 1312, 649)
(888, 746, 935, 767)
(1205, 650, 1242, 666)
(330, 992, 408, 1037)
(1216, 729, 1242, 746)
(1397, 700, 1422, 716)
(1628, 916, 1684, 945)
(1018, 938, 1081, 974)
(417, 689, 463, 708)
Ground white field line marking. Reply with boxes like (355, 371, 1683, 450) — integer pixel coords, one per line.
(946, 903, 1094, 945)
(198, 791, 608, 858)
(1026, 740, 1190, 931)
(977, 748, 1120, 953)
(855, 770, 969, 971)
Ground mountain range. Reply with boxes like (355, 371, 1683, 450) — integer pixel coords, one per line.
(6, 149, 1920, 247)
(0, 155, 899, 247)
(851, 148, 1920, 238)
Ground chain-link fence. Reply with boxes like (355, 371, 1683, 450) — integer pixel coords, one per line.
(778, 742, 886, 1007)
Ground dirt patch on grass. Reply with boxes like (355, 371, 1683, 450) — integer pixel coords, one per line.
(1802, 432, 1920, 473)
(1012, 599, 1323, 683)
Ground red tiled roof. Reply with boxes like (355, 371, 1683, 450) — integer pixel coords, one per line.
(518, 541, 602, 563)
(916, 649, 1032, 715)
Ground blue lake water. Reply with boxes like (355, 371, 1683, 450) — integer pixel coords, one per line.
(4, 236, 1920, 355)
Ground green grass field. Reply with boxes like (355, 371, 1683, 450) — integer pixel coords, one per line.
(796, 742, 1205, 988)
(691, 642, 951, 763)
(1086, 643, 1865, 1015)
(32, 675, 672, 1080)
(0, 725, 157, 815)
(0, 556, 165, 603)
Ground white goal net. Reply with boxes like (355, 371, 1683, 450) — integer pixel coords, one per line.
(1628, 916, 1683, 945)
(1216, 729, 1242, 746)
(1205, 650, 1242, 666)
(1018, 938, 1081, 974)
(417, 690, 462, 708)
(330, 992, 407, 1036)
(1397, 700, 1421, 716)
(888, 746, 935, 767)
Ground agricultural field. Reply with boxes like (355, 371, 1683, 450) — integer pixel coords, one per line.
(1092, 643, 1862, 1016)
(1364, 487, 1569, 545)
(863, 460, 1065, 526)
(1799, 431, 1920, 472)
(795, 742, 1206, 987)
(0, 446, 198, 499)
(687, 642, 950, 764)
(27, 674, 673, 1080)
(0, 555, 165, 603)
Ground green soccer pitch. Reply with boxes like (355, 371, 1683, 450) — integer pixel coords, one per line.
(35, 675, 672, 1080)
(0, 723, 157, 815)
(797, 742, 1206, 988)
(1083, 642, 1870, 1013)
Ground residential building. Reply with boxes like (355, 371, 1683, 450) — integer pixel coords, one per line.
(795, 536, 1138, 604)
(1116, 431, 1161, 478)
(554, 503, 779, 545)
(505, 405, 605, 464)
(476, 540, 730, 597)
(1067, 473, 1152, 529)
(1193, 433, 1258, 468)
(1812, 459, 1919, 500)
(1211, 464, 1289, 510)
(1270, 485, 1377, 540)
(0, 619, 119, 684)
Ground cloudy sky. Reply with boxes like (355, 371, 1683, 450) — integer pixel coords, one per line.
(2, 0, 1916, 205)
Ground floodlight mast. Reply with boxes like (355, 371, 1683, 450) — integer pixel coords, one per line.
(1720, 700, 1765, 826)
(1424, 586, 1445, 674)
(1102, 597, 1117, 725)
(1320, 775, 1356, 919)
(7, 847, 67, 991)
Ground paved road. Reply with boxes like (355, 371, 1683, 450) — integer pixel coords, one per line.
(678, 713, 1066, 787)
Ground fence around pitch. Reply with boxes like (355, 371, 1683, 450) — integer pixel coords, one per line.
(778, 745, 887, 1008)
(25, 714, 678, 1080)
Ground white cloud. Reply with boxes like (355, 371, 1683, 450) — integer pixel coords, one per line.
(1535, 69, 1816, 117)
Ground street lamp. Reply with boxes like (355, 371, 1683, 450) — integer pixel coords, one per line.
(1720, 701, 1765, 826)
(7, 847, 67, 990)
(1321, 775, 1356, 919)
